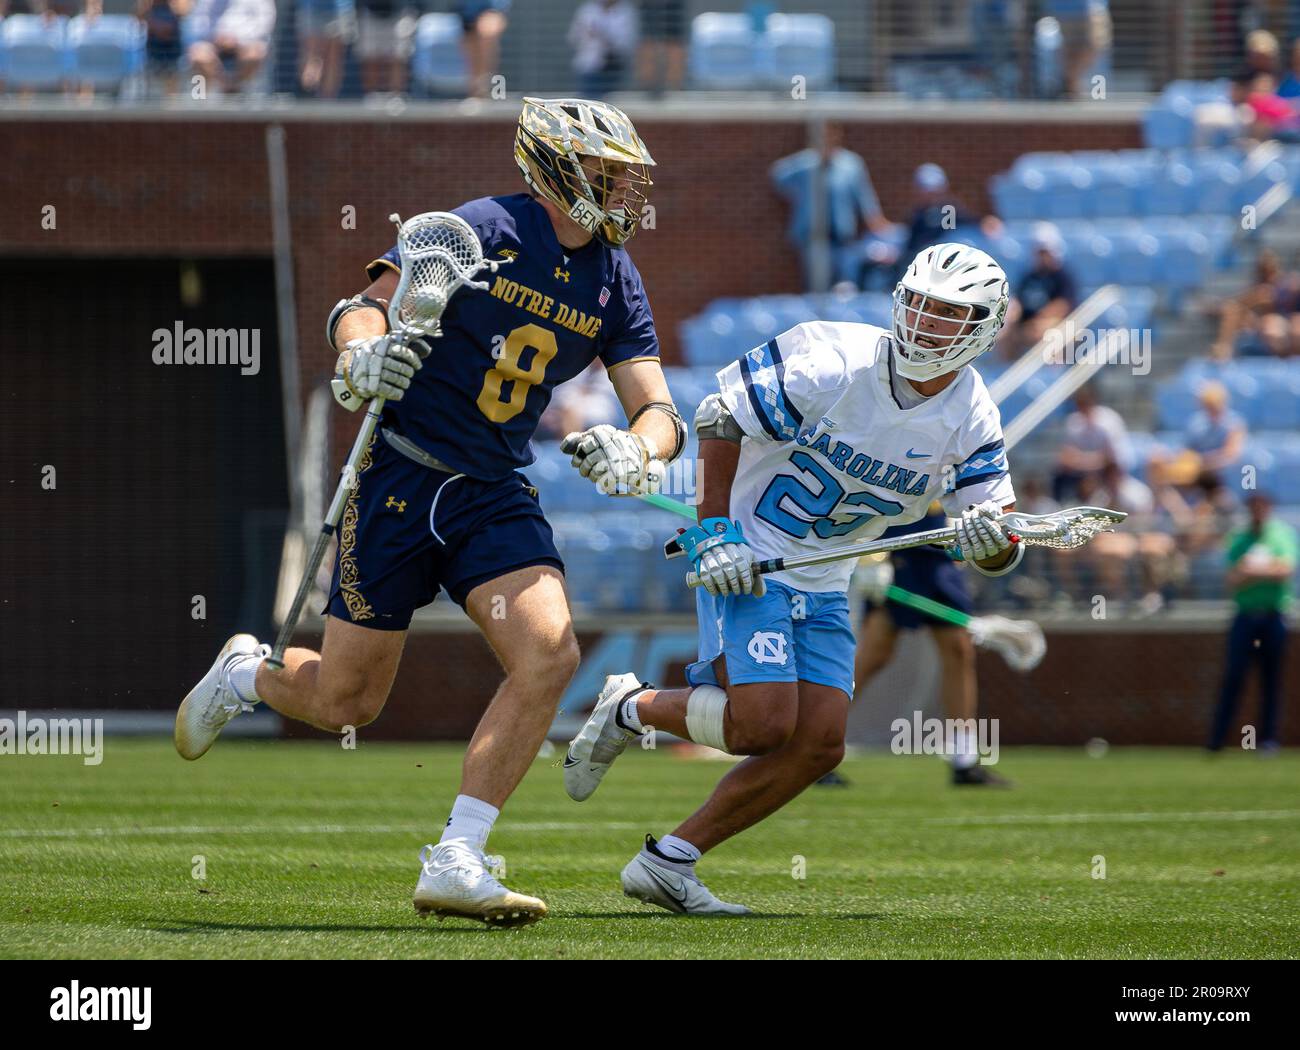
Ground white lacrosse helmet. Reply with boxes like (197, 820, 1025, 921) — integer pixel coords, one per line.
(891, 243, 1010, 382)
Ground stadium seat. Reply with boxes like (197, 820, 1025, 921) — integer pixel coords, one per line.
(67, 14, 145, 92)
(411, 14, 467, 96)
(762, 13, 835, 91)
(1, 14, 69, 90)
(688, 13, 760, 90)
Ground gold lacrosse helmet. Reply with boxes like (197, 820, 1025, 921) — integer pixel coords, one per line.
(514, 97, 655, 248)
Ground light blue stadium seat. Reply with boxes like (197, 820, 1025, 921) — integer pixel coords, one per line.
(1155, 376, 1198, 431)
(1038, 165, 1092, 220)
(68, 14, 144, 90)
(1, 14, 69, 89)
(689, 13, 760, 89)
(762, 13, 834, 90)
(1061, 233, 1113, 289)
(1103, 230, 1160, 285)
(411, 14, 466, 96)
(1135, 162, 1196, 216)
(1085, 163, 1143, 218)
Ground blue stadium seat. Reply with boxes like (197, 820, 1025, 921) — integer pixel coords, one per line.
(1, 14, 69, 89)
(689, 13, 760, 89)
(411, 14, 467, 96)
(67, 14, 144, 90)
(762, 13, 834, 90)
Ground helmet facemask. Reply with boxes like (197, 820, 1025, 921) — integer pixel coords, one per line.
(514, 97, 655, 248)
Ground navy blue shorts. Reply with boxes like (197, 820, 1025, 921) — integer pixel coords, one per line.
(326, 435, 563, 631)
(866, 552, 971, 630)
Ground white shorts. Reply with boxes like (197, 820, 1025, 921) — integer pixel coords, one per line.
(357, 11, 416, 60)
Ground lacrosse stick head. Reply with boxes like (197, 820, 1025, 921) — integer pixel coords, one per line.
(998, 506, 1127, 551)
(968, 615, 1046, 672)
(388, 211, 491, 341)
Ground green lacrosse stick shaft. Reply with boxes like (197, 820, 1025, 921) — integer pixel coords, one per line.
(638, 492, 973, 628)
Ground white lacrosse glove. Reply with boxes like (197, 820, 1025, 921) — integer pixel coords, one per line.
(679, 517, 766, 598)
(331, 334, 423, 411)
(954, 500, 1013, 563)
(853, 554, 894, 604)
(561, 424, 665, 496)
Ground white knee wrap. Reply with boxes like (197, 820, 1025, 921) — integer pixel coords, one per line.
(685, 685, 730, 753)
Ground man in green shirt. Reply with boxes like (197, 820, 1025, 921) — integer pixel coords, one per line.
(1208, 492, 1296, 752)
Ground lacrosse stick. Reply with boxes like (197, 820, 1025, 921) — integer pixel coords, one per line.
(266, 211, 501, 670)
(681, 506, 1127, 591)
(645, 491, 1048, 671)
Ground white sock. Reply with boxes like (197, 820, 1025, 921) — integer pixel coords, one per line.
(950, 723, 978, 770)
(654, 834, 701, 865)
(618, 694, 644, 733)
(440, 794, 499, 851)
(227, 653, 263, 706)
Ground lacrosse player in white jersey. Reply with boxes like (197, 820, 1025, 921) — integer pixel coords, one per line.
(563, 243, 1022, 914)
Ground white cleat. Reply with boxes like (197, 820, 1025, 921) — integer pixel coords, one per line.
(174, 633, 264, 761)
(563, 672, 646, 802)
(413, 841, 548, 928)
(620, 839, 751, 917)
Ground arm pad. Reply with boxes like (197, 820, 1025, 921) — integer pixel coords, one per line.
(694, 392, 744, 444)
(326, 294, 390, 351)
(628, 400, 688, 463)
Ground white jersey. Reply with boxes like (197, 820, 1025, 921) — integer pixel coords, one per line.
(716, 321, 1016, 593)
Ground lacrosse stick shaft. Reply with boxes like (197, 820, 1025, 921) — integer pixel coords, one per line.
(640, 491, 976, 621)
(266, 397, 385, 670)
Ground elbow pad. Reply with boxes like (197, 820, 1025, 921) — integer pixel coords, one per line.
(694, 393, 744, 444)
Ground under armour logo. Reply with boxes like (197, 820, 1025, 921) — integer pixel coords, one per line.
(747, 631, 788, 666)
(385, 496, 406, 512)
(554, 267, 570, 283)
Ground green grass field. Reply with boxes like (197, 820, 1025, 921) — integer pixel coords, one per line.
(1, 740, 1297, 959)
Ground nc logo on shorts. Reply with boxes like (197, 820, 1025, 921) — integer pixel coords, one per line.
(747, 630, 788, 666)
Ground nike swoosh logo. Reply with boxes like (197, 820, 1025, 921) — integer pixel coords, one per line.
(905, 449, 930, 459)
(641, 861, 688, 904)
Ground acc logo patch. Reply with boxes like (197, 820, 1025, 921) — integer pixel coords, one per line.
(747, 630, 788, 666)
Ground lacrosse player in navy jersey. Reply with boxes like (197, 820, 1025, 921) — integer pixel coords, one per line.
(175, 98, 687, 926)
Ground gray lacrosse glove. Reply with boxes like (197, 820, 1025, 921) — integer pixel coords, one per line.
(561, 424, 665, 496)
(331, 334, 423, 411)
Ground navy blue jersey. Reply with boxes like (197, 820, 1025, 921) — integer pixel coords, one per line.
(366, 193, 659, 480)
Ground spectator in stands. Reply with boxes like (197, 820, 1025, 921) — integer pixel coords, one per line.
(568, 0, 637, 98)
(538, 362, 620, 440)
(139, 0, 191, 98)
(1243, 28, 1282, 78)
(896, 164, 1003, 282)
(298, 0, 354, 100)
(458, 0, 509, 100)
(1182, 380, 1247, 485)
(1207, 491, 1295, 752)
(71, 0, 105, 100)
(356, 0, 416, 97)
(1230, 71, 1300, 145)
(1211, 248, 1300, 359)
(999, 222, 1078, 358)
(770, 124, 892, 292)
(186, 0, 276, 95)
(1052, 384, 1133, 503)
(1278, 38, 1300, 98)
(1078, 459, 1179, 614)
(637, 0, 685, 95)
(1045, 0, 1112, 99)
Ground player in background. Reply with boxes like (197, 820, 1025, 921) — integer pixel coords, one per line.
(564, 244, 1021, 914)
(851, 510, 1012, 787)
(175, 98, 687, 926)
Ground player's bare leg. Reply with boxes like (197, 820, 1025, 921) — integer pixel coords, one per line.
(459, 565, 580, 808)
(669, 680, 848, 853)
(412, 565, 577, 927)
(620, 677, 847, 915)
(933, 624, 1009, 786)
(853, 608, 897, 697)
(256, 616, 407, 731)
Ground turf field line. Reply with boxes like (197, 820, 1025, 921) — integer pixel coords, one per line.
(1, 811, 1297, 839)
(0, 821, 646, 839)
